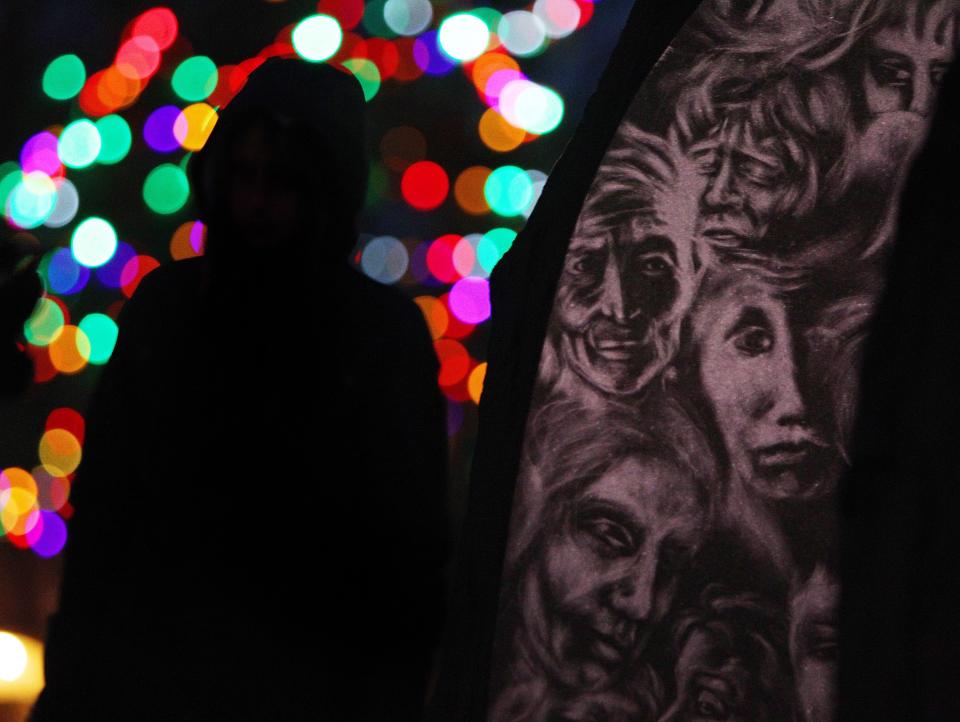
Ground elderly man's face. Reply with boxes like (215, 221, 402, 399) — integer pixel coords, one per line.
(864, 1, 956, 118)
(556, 216, 689, 396)
(542, 455, 705, 688)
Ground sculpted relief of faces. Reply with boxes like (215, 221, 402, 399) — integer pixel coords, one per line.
(541, 453, 706, 687)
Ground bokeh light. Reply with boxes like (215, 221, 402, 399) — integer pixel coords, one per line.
(47, 325, 91, 374)
(77, 313, 119, 365)
(380, 126, 426, 172)
(478, 108, 525, 152)
(171, 56, 219, 102)
(7, 172, 58, 229)
(115, 35, 161, 81)
(132, 7, 179, 51)
(477, 227, 516, 274)
(498, 11, 548, 57)
(58, 119, 102, 169)
(454, 166, 491, 215)
(143, 163, 189, 214)
(71, 217, 118, 268)
(319, 0, 365, 31)
(292, 14, 343, 62)
(437, 13, 490, 62)
(343, 57, 381, 101)
(175, 103, 218, 151)
(44, 248, 90, 295)
(45, 179, 80, 229)
(170, 220, 206, 260)
(21, 132, 62, 177)
(39, 429, 82, 477)
(42, 54, 87, 101)
(23, 298, 65, 347)
(484, 165, 533, 217)
(360, 235, 409, 284)
(498, 79, 564, 135)
(449, 277, 491, 324)
(144, 105, 183, 153)
(95, 115, 133, 164)
(383, 0, 433, 36)
(468, 362, 487, 404)
(414, 295, 449, 339)
(533, 0, 582, 39)
(401, 161, 448, 210)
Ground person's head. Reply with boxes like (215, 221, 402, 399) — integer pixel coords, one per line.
(514, 399, 715, 690)
(553, 126, 703, 398)
(789, 565, 839, 722)
(861, 0, 958, 119)
(190, 58, 368, 266)
(688, 257, 835, 500)
(657, 584, 794, 722)
(672, 53, 853, 250)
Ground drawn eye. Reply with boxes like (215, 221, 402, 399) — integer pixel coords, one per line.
(733, 326, 773, 356)
(874, 59, 912, 86)
(637, 254, 672, 277)
(694, 689, 730, 720)
(580, 517, 635, 557)
(691, 149, 719, 175)
(571, 252, 604, 277)
(737, 159, 781, 188)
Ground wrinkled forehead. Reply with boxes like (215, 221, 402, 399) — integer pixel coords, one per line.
(571, 209, 693, 258)
(691, 117, 793, 169)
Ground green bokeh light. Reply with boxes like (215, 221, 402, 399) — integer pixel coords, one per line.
(58, 120, 102, 169)
(8, 172, 57, 229)
(292, 14, 344, 62)
(171, 56, 219, 102)
(24, 298, 65, 347)
(143, 163, 190, 214)
(343, 58, 381, 101)
(484, 166, 533, 217)
(477, 227, 517, 273)
(42, 54, 86, 101)
(78, 313, 119, 365)
(95, 115, 132, 164)
(71, 217, 118, 268)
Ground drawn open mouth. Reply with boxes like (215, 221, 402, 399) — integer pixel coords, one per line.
(587, 624, 638, 664)
(754, 442, 817, 470)
(700, 218, 753, 244)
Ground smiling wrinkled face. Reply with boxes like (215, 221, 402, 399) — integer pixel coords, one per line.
(557, 215, 689, 396)
(693, 272, 832, 499)
(864, 1, 956, 118)
(690, 121, 793, 248)
(542, 456, 705, 687)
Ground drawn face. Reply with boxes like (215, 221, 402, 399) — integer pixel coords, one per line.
(542, 456, 705, 685)
(694, 272, 831, 499)
(557, 217, 687, 396)
(864, 1, 956, 118)
(690, 122, 791, 247)
(657, 627, 767, 722)
(790, 569, 839, 722)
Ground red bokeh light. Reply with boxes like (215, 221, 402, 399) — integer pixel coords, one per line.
(132, 7, 179, 51)
(46, 408, 86, 445)
(402, 161, 449, 211)
(318, 0, 365, 31)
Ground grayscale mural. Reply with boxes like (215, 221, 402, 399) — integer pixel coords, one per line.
(490, 1, 958, 720)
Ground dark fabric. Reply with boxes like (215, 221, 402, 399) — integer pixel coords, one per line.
(424, 2, 706, 719)
(839, 63, 960, 722)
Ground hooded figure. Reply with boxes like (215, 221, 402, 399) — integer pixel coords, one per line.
(31, 59, 448, 722)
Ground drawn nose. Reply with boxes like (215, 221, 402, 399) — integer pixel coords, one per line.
(910, 72, 934, 116)
(609, 557, 656, 623)
(703, 154, 738, 209)
(598, 252, 628, 323)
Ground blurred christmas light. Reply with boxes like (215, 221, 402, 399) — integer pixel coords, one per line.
(58, 119, 102, 169)
(172, 56, 219, 102)
(383, 0, 433, 36)
(498, 11, 548, 57)
(292, 14, 343, 62)
(438, 13, 490, 62)
(71, 217, 118, 268)
(95, 115, 133, 164)
(401, 161, 449, 211)
(44, 178, 80, 229)
(143, 163, 189, 214)
(42, 54, 87, 101)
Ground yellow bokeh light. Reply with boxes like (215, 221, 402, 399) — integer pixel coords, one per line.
(48, 325, 91, 374)
(414, 296, 449, 340)
(176, 103, 218, 151)
(479, 108, 525, 152)
(0, 631, 45, 702)
(39, 429, 82, 477)
(454, 166, 492, 215)
(468, 362, 487, 404)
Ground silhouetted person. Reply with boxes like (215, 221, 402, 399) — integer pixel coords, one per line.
(0, 231, 41, 398)
(31, 59, 448, 722)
